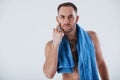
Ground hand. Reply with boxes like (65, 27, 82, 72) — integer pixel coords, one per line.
(52, 24, 64, 47)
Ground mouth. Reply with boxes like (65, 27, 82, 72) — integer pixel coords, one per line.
(62, 24, 71, 32)
(63, 24, 71, 27)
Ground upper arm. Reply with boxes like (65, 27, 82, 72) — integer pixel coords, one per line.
(87, 31, 104, 66)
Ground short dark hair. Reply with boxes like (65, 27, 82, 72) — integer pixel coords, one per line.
(57, 2, 77, 14)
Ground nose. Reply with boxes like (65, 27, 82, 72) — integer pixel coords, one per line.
(64, 17, 70, 23)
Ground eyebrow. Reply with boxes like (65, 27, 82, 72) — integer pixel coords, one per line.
(59, 14, 74, 17)
(59, 15, 64, 17)
(69, 14, 73, 17)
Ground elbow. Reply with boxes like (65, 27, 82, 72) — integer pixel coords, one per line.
(43, 66, 54, 79)
(45, 73, 54, 79)
(44, 70, 54, 79)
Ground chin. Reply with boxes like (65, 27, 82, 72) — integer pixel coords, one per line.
(64, 28, 73, 33)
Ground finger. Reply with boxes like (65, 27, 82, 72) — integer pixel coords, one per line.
(58, 26, 62, 32)
(56, 22, 61, 29)
(53, 28, 58, 33)
(53, 28, 57, 33)
(60, 31, 64, 36)
(53, 28, 55, 32)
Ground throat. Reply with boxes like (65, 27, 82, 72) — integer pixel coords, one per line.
(65, 31, 77, 41)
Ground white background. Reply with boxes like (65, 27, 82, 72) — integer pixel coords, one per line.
(0, 0, 120, 80)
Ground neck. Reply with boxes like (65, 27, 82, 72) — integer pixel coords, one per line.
(65, 25, 77, 40)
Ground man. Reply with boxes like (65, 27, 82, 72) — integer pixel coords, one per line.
(43, 2, 109, 80)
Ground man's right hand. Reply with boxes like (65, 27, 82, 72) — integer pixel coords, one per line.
(52, 24, 64, 47)
(43, 24, 64, 79)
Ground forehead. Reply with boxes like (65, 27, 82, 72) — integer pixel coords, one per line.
(58, 6, 76, 16)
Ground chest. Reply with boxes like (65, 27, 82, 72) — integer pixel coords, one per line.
(69, 40, 78, 66)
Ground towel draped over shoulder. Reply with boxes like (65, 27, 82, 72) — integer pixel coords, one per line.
(57, 24, 100, 80)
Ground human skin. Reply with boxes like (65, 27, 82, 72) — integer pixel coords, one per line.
(43, 6, 109, 80)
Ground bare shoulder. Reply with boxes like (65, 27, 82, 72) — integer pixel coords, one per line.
(45, 40, 53, 58)
(87, 31, 98, 40)
(87, 31, 100, 45)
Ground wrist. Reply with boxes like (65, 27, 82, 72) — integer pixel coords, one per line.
(52, 41, 59, 48)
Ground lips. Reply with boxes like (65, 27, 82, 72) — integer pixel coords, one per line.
(63, 25, 71, 31)
(63, 24, 71, 27)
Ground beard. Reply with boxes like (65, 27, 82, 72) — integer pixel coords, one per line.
(62, 23, 76, 34)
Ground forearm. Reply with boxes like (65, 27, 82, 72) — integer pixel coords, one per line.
(44, 26, 64, 78)
(98, 61, 109, 80)
(43, 45, 58, 79)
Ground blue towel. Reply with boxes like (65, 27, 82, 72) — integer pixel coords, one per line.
(57, 24, 100, 80)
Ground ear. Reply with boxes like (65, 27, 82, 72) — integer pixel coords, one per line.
(76, 15, 79, 23)
(56, 16, 60, 23)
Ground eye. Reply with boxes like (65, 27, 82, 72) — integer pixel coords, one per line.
(60, 15, 65, 19)
(69, 15, 73, 19)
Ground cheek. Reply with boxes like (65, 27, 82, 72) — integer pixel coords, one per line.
(73, 19, 77, 23)
(59, 20, 65, 26)
(59, 20, 63, 23)
(70, 20, 76, 24)
(58, 18, 63, 23)
(70, 18, 76, 23)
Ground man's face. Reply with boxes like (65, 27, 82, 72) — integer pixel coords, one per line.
(57, 6, 79, 33)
